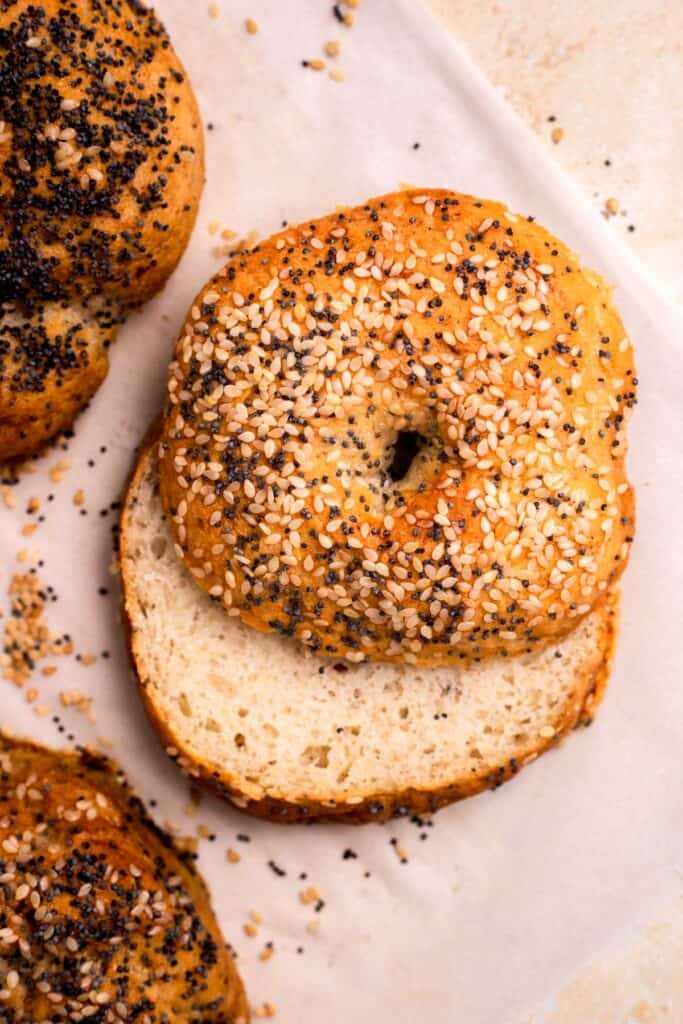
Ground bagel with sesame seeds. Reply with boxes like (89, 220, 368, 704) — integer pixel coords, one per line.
(0, 734, 249, 1022)
(119, 187, 635, 823)
(159, 189, 636, 666)
(0, 0, 204, 462)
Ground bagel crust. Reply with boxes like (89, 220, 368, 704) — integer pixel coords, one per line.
(0, 0, 204, 461)
(160, 190, 636, 666)
(0, 736, 249, 1021)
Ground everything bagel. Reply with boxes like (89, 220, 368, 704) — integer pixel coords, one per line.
(159, 189, 636, 666)
(0, 0, 204, 461)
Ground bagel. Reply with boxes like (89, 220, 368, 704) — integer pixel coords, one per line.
(0, 0, 204, 462)
(159, 189, 636, 666)
(0, 734, 248, 1022)
(120, 435, 617, 824)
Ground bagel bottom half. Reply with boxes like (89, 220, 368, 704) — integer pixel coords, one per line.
(120, 439, 618, 825)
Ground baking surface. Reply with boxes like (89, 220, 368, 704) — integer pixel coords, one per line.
(428, 0, 683, 306)
(1, 1, 682, 1021)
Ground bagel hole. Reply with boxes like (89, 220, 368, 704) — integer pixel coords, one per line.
(388, 430, 424, 482)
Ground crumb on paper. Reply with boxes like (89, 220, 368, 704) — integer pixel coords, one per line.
(325, 39, 341, 57)
(333, 3, 356, 26)
(329, 68, 345, 83)
(2, 572, 71, 687)
(252, 1002, 277, 1019)
(212, 229, 260, 262)
(299, 885, 322, 905)
(551, 126, 564, 144)
(208, 2, 219, 17)
(1, 486, 16, 509)
(605, 196, 620, 215)
(303, 58, 326, 71)
(59, 689, 95, 722)
(49, 458, 72, 484)
(226, 848, 241, 863)
(245, 18, 258, 34)
(394, 842, 408, 863)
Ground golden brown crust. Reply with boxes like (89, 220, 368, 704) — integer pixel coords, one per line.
(0, 302, 111, 460)
(121, 432, 618, 825)
(159, 188, 636, 666)
(0, 734, 249, 1022)
(0, 0, 204, 462)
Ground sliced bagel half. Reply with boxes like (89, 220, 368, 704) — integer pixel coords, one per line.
(120, 438, 617, 824)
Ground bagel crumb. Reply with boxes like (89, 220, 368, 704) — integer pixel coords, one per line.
(325, 39, 341, 57)
(245, 17, 258, 34)
(1, 487, 16, 509)
(226, 848, 241, 863)
(551, 126, 564, 144)
(299, 886, 322, 905)
(59, 689, 95, 720)
(329, 68, 345, 82)
(2, 573, 70, 686)
(253, 1004, 277, 1019)
(49, 459, 72, 484)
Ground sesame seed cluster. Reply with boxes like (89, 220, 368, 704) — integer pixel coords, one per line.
(160, 189, 636, 665)
(0, 739, 246, 1022)
(0, 0, 204, 459)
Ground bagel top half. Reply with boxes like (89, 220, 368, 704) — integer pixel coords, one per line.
(0, 735, 248, 1021)
(159, 189, 637, 666)
(0, 0, 204, 460)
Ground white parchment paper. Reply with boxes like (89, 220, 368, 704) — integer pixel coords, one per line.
(2, 2, 682, 1021)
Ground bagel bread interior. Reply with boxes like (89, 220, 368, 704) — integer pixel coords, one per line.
(121, 439, 617, 824)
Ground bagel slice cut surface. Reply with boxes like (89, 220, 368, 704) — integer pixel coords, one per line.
(121, 439, 617, 824)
